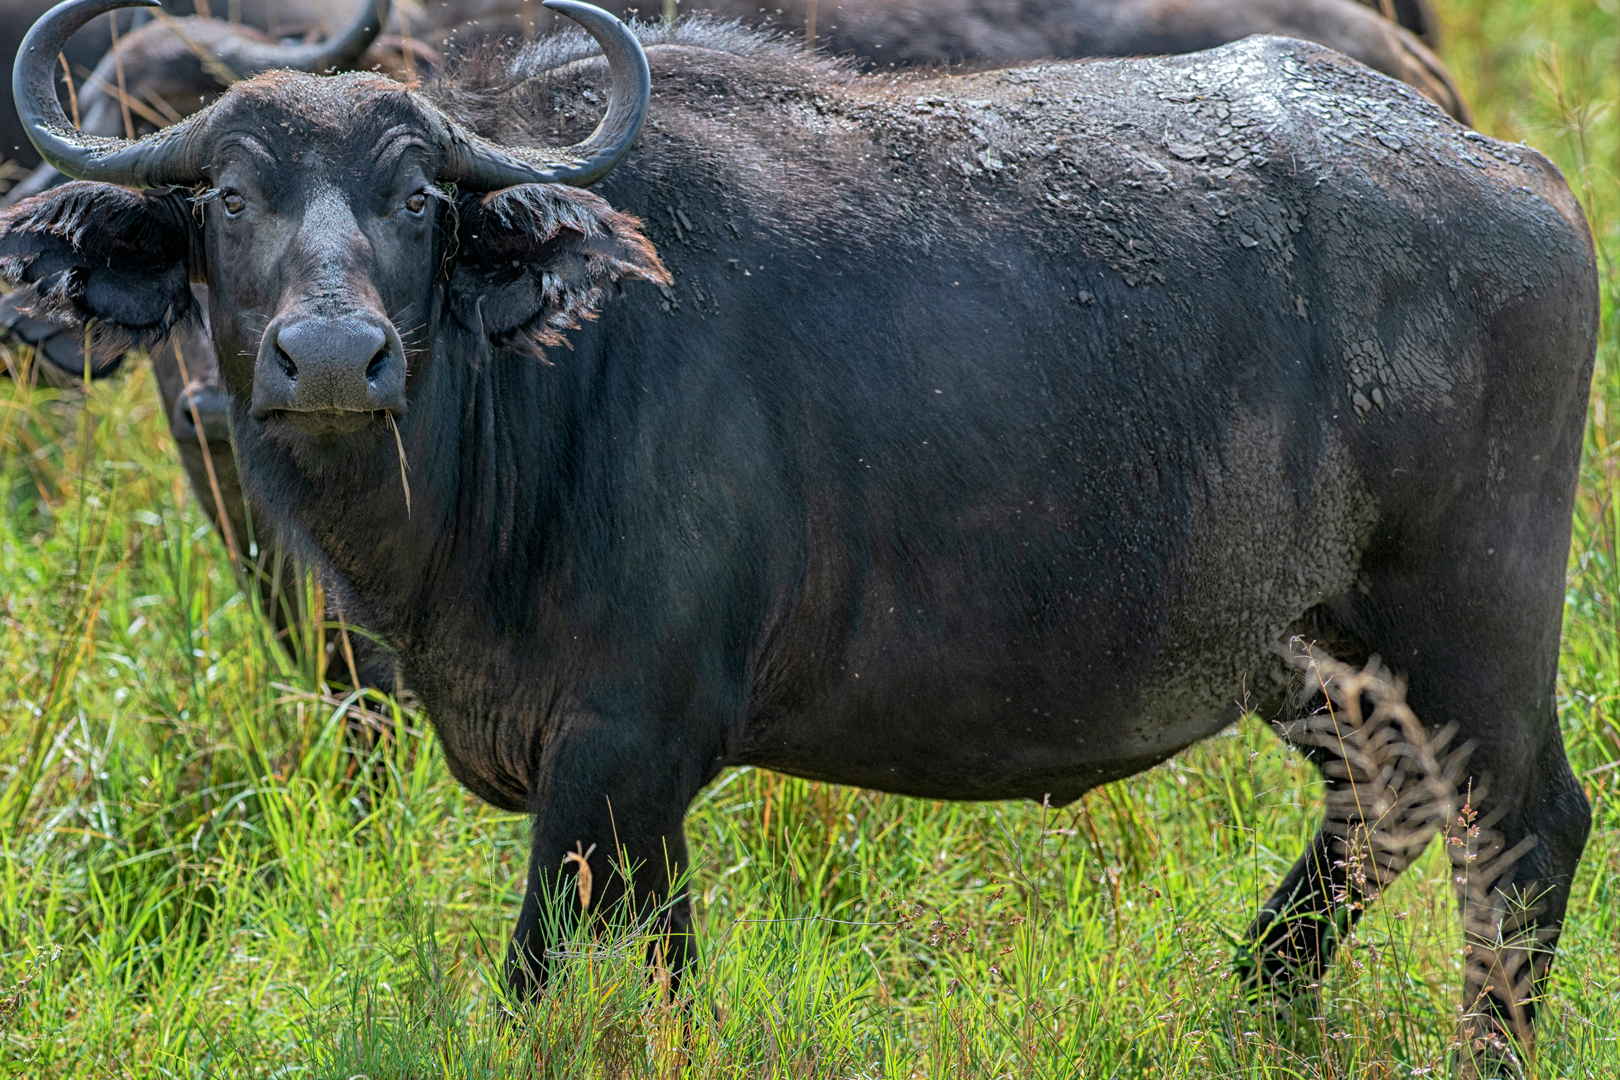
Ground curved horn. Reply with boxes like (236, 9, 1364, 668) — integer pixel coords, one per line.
(14, 0, 207, 187)
(208, 0, 393, 78)
(439, 0, 649, 189)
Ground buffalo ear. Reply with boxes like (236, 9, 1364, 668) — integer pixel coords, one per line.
(447, 184, 668, 354)
(0, 182, 200, 358)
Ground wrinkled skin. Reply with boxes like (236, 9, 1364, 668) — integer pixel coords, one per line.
(1, 21, 1595, 1072)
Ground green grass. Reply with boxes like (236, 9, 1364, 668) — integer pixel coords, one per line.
(2, 0, 1618, 1074)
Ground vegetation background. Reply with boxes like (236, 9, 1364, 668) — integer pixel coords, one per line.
(1, 0, 1616, 1075)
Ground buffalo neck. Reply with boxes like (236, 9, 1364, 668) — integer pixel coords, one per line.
(232, 308, 607, 660)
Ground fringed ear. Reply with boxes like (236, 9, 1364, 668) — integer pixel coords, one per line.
(0, 182, 201, 357)
(446, 183, 668, 358)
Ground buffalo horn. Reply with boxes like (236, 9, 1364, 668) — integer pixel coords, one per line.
(439, 0, 650, 189)
(15, 0, 202, 187)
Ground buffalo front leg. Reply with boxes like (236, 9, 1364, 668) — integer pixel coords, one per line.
(1240, 826, 1353, 997)
(506, 729, 701, 1002)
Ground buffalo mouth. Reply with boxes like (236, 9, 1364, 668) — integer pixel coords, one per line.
(273, 409, 388, 437)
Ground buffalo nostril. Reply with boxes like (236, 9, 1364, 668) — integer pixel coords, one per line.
(365, 346, 392, 382)
(276, 346, 298, 379)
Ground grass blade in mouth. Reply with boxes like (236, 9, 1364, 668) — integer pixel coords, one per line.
(388, 412, 410, 517)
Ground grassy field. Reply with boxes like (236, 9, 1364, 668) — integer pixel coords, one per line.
(2, 0, 1617, 1075)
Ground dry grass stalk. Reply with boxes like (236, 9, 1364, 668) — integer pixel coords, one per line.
(1280, 639, 1466, 906)
(56, 54, 79, 130)
(0, 945, 61, 1030)
(388, 412, 411, 516)
(564, 841, 598, 911)
(107, 7, 134, 142)
(171, 339, 241, 565)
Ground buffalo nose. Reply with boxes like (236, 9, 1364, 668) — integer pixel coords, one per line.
(254, 315, 407, 422)
(171, 380, 232, 444)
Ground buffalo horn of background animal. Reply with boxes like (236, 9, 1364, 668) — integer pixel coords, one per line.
(204, 0, 391, 77)
(13, 0, 392, 189)
(437, 0, 650, 189)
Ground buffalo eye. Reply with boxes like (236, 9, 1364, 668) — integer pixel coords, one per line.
(406, 192, 428, 215)
(221, 192, 246, 216)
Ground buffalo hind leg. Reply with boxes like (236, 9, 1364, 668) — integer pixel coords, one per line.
(1250, 525, 1590, 1072)
(1347, 560, 1588, 1076)
(1451, 733, 1589, 1076)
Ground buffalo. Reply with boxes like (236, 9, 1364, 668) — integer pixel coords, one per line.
(604, 0, 1464, 118)
(1, 0, 1595, 1070)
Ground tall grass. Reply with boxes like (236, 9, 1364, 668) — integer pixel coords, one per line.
(2, 0, 1618, 1074)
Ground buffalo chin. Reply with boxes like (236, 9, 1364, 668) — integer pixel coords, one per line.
(276, 409, 386, 437)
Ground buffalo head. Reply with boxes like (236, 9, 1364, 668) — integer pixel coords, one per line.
(1, 0, 665, 451)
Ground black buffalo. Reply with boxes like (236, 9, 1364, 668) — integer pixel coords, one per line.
(1, 0, 1595, 1068)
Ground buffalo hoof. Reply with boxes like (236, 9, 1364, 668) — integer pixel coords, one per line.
(1456, 1020, 1529, 1080)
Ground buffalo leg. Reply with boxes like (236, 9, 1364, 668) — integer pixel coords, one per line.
(1243, 516, 1589, 1071)
(1448, 709, 1589, 1075)
(507, 725, 700, 1001)
(1236, 614, 1377, 994)
(1240, 820, 1357, 995)
(1240, 666, 1380, 996)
